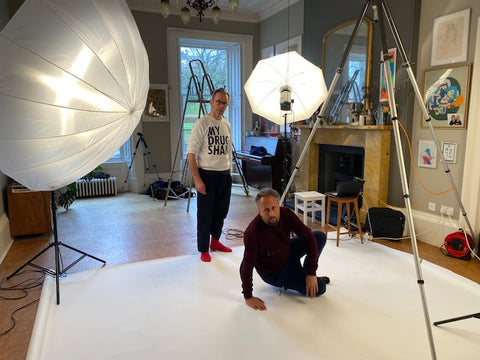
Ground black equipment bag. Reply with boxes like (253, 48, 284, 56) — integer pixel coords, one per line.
(365, 207, 405, 240)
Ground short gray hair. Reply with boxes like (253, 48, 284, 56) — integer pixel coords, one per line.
(212, 87, 230, 102)
(255, 188, 280, 205)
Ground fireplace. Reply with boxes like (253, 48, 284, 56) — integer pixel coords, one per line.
(296, 125, 392, 213)
(318, 144, 364, 194)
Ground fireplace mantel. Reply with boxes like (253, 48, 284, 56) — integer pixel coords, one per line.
(296, 125, 392, 210)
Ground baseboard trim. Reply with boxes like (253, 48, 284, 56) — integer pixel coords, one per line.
(0, 212, 13, 264)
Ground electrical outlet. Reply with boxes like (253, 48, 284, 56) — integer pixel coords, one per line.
(428, 202, 436, 211)
(440, 205, 454, 217)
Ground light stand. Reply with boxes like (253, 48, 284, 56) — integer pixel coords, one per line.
(123, 132, 160, 194)
(279, 0, 480, 358)
(7, 192, 106, 305)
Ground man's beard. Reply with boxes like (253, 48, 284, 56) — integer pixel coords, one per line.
(265, 216, 279, 227)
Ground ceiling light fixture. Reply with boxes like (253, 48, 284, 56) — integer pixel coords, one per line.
(160, 0, 239, 24)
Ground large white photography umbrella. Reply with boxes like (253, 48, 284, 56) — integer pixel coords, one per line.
(0, 0, 149, 191)
(244, 51, 328, 125)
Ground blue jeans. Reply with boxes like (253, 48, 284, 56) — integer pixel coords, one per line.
(259, 231, 327, 296)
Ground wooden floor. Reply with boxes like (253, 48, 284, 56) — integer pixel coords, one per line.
(1, 187, 479, 360)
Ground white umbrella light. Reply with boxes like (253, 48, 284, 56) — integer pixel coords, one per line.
(244, 51, 328, 125)
(0, 0, 149, 191)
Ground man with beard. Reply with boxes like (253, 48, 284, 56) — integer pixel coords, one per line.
(240, 188, 329, 310)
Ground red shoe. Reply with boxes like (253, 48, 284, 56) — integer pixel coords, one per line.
(210, 238, 232, 252)
(200, 252, 211, 262)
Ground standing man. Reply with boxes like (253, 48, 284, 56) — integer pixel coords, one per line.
(240, 188, 329, 310)
(187, 88, 233, 262)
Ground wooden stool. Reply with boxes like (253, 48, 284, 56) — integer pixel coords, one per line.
(326, 194, 363, 247)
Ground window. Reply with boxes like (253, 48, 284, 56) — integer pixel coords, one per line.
(107, 138, 131, 163)
(178, 38, 242, 157)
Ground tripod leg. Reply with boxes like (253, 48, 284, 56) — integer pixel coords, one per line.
(7, 243, 54, 280)
(434, 313, 480, 326)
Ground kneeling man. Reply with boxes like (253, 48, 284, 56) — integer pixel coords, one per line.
(240, 188, 329, 311)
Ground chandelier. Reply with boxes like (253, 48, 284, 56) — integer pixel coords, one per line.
(159, 0, 239, 24)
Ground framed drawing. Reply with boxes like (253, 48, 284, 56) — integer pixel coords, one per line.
(422, 64, 471, 128)
(379, 47, 397, 102)
(275, 35, 302, 55)
(418, 140, 437, 168)
(143, 84, 168, 122)
(441, 142, 457, 163)
(431, 8, 471, 66)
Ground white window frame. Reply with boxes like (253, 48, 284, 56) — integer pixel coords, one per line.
(167, 28, 253, 176)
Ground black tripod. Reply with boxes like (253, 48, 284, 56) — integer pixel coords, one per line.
(123, 132, 160, 193)
(434, 312, 480, 326)
(7, 192, 106, 305)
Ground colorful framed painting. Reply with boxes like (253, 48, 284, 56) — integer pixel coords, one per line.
(418, 140, 437, 169)
(422, 64, 471, 128)
(379, 47, 396, 102)
(431, 8, 471, 66)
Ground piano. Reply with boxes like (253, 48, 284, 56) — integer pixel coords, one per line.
(235, 136, 289, 194)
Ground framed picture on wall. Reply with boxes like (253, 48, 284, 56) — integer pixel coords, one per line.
(143, 84, 169, 122)
(441, 142, 457, 163)
(418, 140, 437, 169)
(275, 35, 302, 55)
(422, 64, 471, 129)
(379, 47, 397, 102)
(431, 8, 471, 66)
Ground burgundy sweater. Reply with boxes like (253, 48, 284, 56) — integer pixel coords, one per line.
(240, 207, 319, 298)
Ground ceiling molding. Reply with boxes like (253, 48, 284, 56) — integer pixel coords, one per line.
(126, 0, 301, 23)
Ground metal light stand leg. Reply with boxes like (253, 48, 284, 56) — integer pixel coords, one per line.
(280, 1, 437, 358)
(380, 0, 478, 327)
(376, 1, 437, 357)
(7, 192, 106, 305)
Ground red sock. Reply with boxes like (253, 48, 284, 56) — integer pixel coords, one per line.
(210, 237, 232, 252)
(200, 252, 211, 262)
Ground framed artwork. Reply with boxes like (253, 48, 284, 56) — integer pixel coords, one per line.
(418, 140, 437, 168)
(422, 64, 471, 128)
(261, 45, 274, 59)
(379, 47, 397, 102)
(441, 142, 457, 163)
(261, 118, 279, 135)
(431, 8, 471, 66)
(143, 84, 169, 122)
(275, 35, 302, 55)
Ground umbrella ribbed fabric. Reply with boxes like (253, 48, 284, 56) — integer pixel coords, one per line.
(0, 0, 149, 191)
(244, 51, 328, 125)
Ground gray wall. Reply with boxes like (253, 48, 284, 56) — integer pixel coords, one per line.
(410, 0, 480, 214)
(302, 0, 421, 207)
(0, 1, 11, 215)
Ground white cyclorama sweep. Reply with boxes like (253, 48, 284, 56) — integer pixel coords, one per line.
(244, 51, 328, 125)
(0, 0, 149, 191)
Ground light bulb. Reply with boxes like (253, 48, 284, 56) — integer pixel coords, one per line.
(159, 0, 170, 19)
(181, 6, 191, 24)
(229, 0, 239, 12)
(211, 6, 221, 24)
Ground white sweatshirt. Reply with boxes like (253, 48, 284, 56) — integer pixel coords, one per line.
(187, 115, 232, 172)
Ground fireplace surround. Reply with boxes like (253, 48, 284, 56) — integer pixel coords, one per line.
(297, 125, 392, 217)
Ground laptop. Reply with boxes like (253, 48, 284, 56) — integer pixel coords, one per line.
(325, 179, 364, 197)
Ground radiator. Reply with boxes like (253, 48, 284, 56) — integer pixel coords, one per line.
(76, 177, 117, 198)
